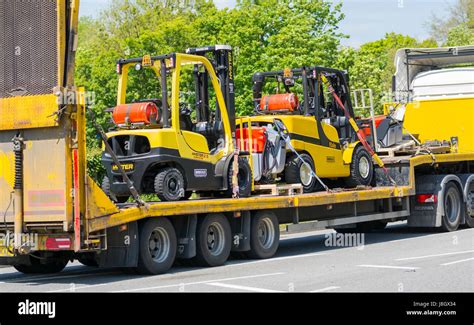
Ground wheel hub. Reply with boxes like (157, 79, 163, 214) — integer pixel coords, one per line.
(359, 156, 370, 179)
(148, 228, 170, 263)
(300, 164, 313, 187)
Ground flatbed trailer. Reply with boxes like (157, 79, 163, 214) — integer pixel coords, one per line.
(0, 0, 473, 275)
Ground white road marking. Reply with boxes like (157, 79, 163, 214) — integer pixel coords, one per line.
(113, 272, 285, 292)
(12, 271, 117, 283)
(47, 282, 112, 292)
(310, 286, 340, 293)
(207, 282, 283, 293)
(358, 264, 419, 270)
(441, 257, 474, 266)
(224, 252, 329, 268)
(396, 250, 474, 261)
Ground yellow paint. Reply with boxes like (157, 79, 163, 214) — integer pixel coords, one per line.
(0, 95, 59, 131)
(237, 115, 350, 178)
(404, 97, 474, 153)
(109, 53, 234, 169)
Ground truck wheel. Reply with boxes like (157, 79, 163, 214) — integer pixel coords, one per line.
(194, 214, 231, 267)
(155, 168, 186, 202)
(247, 211, 280, 259)
(137, 218, 177, 275)
(465, 189, 474, 228)
(345, 146, 374, 188)
(227, 157, 252, 198)
(285, 153, 319, 193)
(14, 256, 68, 274)
(77, 253, 99, 267)
(441, 182, 463, 232)
(101, 176, 129, 203)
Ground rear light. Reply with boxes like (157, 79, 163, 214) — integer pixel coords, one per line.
(112, 102, 159, 126)
(259, 93, 299, 112)
(46, 237, 72, 250)
(417, 194, 438, 203)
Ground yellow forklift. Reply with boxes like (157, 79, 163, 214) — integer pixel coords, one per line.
(101, 46, 252, 202)
(237, 67, 376, 192)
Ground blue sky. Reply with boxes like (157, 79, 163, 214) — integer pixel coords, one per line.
(79, 0, 456, 47)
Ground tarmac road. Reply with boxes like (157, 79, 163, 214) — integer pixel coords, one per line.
(0, 222, 472, 293)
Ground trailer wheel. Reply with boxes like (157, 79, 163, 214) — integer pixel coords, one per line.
(101, 176, 129, 203)
(155, 168, 186, 202)
(247, 211, 280, 259)
(285, 153, 320, 193)
(77, 253, 99, 267)
(345, 146, 374, 188)
(14, 255, 68, 274)
(465, 189, 474, 228)
(137, 218, 177, 275)
(441, 182, 463, 232)
(194, 214, 231, 267)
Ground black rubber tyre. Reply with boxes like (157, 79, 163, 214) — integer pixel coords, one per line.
(226, 157, 252, 198)
(441, 182, 463, 232)
(155, 167, 186, 202)
(101, 176, 129, 203)
(345, 145, 374, 188)
(247, 211, 280, 259)
(14, 256, 68, 274)
(465, 188, 474, 228)
(194, 214, 231, 267)
(77, 253, 99, 267)
(284, 153, 319, 193)
(137, 218, 177, 275)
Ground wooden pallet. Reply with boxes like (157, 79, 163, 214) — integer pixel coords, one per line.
(254, 183, 304, 196)
(377, 140, 416, 158)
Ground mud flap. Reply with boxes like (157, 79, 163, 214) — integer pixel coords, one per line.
(98, 222, 139, 268)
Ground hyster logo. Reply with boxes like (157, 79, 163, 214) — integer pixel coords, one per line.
(18, 300, 56, 319)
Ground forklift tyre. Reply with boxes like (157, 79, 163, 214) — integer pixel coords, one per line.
(155, 167, 186, 202)
(285, 153, 320, 193)
(101, 176, 129, 203)
(226, 157, 252, 198)
(345, 146, 374, 188)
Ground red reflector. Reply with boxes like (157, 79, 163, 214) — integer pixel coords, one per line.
(46, 237, 72, 250)
(417, 194, 438, 203)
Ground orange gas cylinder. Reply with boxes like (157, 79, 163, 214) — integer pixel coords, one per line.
(259, 93, 298, 112)
(361, 115, 386, 137)
(236, 127, 267, 153)
(112, 102, 159, 125)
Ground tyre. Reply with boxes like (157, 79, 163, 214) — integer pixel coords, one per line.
(441, 182, 463, 232)
(226, 157, 252, 198)
(465, 189, 474, 228)
(194, 214, 231, 267)
(155, 167, 186, 202)
(77, 253, 99, 267)
(137, 218, 177, 275)
(14, 255, 68, 274)
(102, 176, 129, 203)
(247, 211, 280, 259)
(345, 145, 374, 188)
(285, 153, 319, 193)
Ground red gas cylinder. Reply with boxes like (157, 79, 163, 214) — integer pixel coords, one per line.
(259, 93, 298, 112)
(236, 127, 267, 153)
(112, 102, 159, 125)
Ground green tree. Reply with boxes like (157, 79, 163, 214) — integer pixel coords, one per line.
(336, 33, 437, 116)
(429, 0, 474, 44)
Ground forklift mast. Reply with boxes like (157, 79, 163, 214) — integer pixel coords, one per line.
(186, 45, 236, 133)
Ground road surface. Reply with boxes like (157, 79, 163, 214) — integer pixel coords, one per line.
(0, 222, 472, 293)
